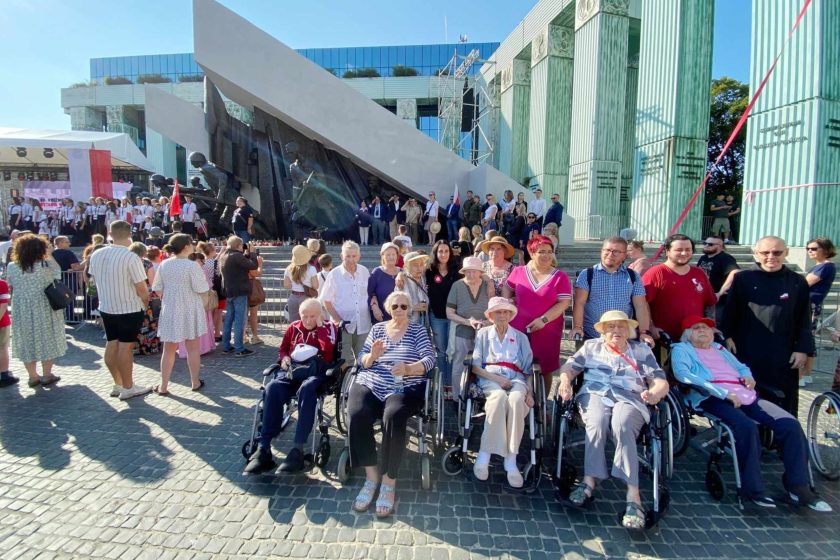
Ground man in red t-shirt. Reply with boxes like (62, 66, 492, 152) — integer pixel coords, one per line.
(0, 278, 17, 387)
(643, 234, 717, 341)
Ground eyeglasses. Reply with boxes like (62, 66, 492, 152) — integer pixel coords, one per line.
(806, 246, 820, 251)
(601, 249, 626, 255)
(757, 250, 785, 257)
(702, 242, 721, 246)
(390, 304, 409, 311)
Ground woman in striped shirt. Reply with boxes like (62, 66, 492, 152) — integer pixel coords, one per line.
(348, 290, 436, 518)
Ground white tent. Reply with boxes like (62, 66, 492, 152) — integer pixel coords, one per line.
(0, 128, 154, 171)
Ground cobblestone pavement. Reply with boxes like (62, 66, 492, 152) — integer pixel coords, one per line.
(1, 325, 839, 559)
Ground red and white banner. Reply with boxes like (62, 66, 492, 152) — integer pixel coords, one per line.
(24, 181, 133, 211)
(67, 148, 113, 201)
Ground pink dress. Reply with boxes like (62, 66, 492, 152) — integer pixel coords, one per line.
(178, 263, 216, 358)
(507, 265, 572, 374)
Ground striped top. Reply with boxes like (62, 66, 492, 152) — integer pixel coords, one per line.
(88, 245, 148, 314)
(356, 321, 436, 401)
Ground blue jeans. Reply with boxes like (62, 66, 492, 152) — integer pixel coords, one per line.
(234, 230, 250, 244)
(447, 219, 460, 240)
(259, 375, 324, 449)
(429, 316, 451, 385)
(222, 295, 248, 352)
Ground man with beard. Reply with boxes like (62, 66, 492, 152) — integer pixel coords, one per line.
(697, 235, 739, 322)
(642, 234, 716, 341)
(720, 236, 813, 416)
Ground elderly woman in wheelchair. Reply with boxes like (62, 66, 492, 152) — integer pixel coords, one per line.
(470, 297, 535, 488)
(671, 315, 832, 512)
(243, 298, 339, 475)
(558, 310, 669, 530)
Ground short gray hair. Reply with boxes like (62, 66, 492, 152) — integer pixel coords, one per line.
(383, 290, 412, 315)
(298, 297, 322, 315)
(227, 235, 244, 250)
(341, 240, 360, 255)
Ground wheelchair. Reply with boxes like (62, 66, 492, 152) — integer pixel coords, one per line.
(240, 323, 347, 473)
(335, 363, 440, 490)
(440, 357, 548, 493)
(552, 378, 672, 530)
(806, 389, 840, 480)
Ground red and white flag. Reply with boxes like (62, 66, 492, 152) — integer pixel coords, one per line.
(170, 179, 182, 218)
(67, 149, 113, 201)
(452, 183, 461, 206)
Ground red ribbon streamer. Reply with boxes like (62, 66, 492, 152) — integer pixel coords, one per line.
(651, 0, 813, 261)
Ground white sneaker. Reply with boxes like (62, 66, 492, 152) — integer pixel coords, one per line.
(109, 384, 122, 397)
(799, 376, 812, 387)
(119, 385, 152, 400)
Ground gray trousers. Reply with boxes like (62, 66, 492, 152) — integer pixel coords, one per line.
(340, 330, 368, 367)
(450, 336, 474, 401)
(578, 392, 646, 487)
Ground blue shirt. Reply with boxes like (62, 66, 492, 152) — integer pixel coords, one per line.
(575, 263, 646, 339)
(356, 322, 437, 401)
(809, 262, 836, 305)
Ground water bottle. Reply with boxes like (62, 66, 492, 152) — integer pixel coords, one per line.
(393, 368, 405, 395)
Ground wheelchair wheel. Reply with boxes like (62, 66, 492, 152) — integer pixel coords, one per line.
(421, 455, 431, 490)
(334, 371, 348, 435)
(336, 369, 354, 436)
(337, 447, 351, 483)
(667, 388, 690, 457)
(441, 446, 463, 476)
(705, 463, 726, 501)
(242, 439, 258, 460)
(315, 436, 330, 468)
(523, 462, 541, 492)
(807, 391, 840, 480)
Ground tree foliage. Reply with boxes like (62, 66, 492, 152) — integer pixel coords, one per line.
(706, 76, 749, 198)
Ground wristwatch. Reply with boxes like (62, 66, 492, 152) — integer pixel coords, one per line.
(540, 315, 549, 324)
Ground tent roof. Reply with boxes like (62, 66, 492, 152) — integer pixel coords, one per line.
(0, 128, 155, 172)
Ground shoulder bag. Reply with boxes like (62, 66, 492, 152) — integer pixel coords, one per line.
(43, 262, 74, 311)
(248, 278, 266, 306)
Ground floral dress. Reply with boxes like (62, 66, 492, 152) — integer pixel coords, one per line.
(7, 258, 67, 363)
(152, 258, 209, 343)
(136, 259, 160, 355)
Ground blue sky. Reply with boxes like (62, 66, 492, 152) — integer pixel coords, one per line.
(0, 0, 751, 130)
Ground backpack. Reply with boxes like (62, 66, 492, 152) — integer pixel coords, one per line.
(582, 266, 639, 318)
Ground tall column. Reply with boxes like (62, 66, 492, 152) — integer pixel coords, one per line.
(630, 0, 713, 241)
(742, 0, 840, 246)
(497, 58, 531, 185)
(620, 52, 639, 227)
(527, 25, 575, 203)
(567, 0, 629, 239)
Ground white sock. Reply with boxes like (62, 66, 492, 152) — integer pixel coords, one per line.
(476, 451, 491, 466)
(504, 453, 518, 472)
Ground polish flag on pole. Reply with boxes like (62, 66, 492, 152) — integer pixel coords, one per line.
(452, 183, 461, 206)
(67, 149, 113, 201)
(169, 180, 182, 218)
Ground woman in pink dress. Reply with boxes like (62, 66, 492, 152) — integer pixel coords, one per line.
(177, 251, 216, 358)
(503, 234, 572, 392)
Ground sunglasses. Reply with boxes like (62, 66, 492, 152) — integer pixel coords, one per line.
(390, 304, 409, 311)
(702, 242, 720, 246)
(527, 216, 536, 219)
(757, 250, 784, 257)
(806, 246, 820, 251)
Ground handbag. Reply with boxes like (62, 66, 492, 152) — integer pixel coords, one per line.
(287, 356, 325, 382)
(212, 259, 225, 299)
(43, 263, 74, 311)
(248, 278, 266, 306)
(203, 289, 219, 311)
(303, 284, 319, 298)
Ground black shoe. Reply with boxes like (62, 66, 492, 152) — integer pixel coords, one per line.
(0, 373, 20, 388)
(279, 447, 305, 473)
(243, 448, 276, 475)
(235, 349, 255, 357)
(751, 495, 776, 508)
(221, 348, 235, 355)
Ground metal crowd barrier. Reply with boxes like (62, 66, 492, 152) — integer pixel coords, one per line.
(61, 270, 100, 325)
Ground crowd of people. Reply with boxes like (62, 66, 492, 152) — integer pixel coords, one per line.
(0, 191, 836, 522)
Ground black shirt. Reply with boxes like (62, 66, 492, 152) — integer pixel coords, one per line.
(425, 266, 461, 320)
(52, 248, 79, 272)
(232, 206, 253, 231)
(697, 251, 739, 293)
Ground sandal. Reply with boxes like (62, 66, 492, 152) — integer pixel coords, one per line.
(153, 385, 170, 396)
(40, 375, 61, 386)
(568, 481, 594, 507)
(375, 483, 396, 518)
(191, 379, 205, 392)
(28, 378, 41, 388)
(352, 479, 379, 512)
(622, 502, 646, 530)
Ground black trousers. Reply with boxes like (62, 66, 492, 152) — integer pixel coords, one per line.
(347, 382, 423, 479)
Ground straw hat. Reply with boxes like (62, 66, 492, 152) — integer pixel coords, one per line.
(403, 251, 430, 266)
(593, 310, 639, 334)
(459, 256, 484, 274)
(484, 296, 518, 321)
(430, 221, 441, 234)
(479, 235, 515, 259)
(291, 244, 312, 266)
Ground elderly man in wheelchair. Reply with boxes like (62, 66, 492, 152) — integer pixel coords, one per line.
(558, 310, 670, 530)
(671, 315, 832, 512)
(243, 298, 340, 475)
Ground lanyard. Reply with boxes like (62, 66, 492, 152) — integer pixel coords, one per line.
(606, 343, 639, 372)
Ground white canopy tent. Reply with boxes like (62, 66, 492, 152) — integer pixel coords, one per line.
(0, 128, 154, 171)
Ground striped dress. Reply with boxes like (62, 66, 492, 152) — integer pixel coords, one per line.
(356, 321, 436, 400)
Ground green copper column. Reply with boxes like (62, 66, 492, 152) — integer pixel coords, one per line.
(620, 50, 639, 226)
(498, 58, 531, 185)
(742, 0, 840, 246)
(527, 25, 574, 204)
(630, 0, 713, 241)
(568, 0, 629, 239)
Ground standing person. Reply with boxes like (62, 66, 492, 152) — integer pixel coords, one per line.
(446, 256, 491, 399)
(507, 204, 526, 260)
(88, 221, 152, 399)
(453, 227, 473, 257)
(6, 235, 66, 388)
(726, 195, 741, 244)
(104, 202, 118, 230)
(386, 195, 401, 240)
(468, 195, 482, 232)
(181, 194, 198, 238)
(7, 197, 23, 230)
(370, 196, 387, 245)
(801, 237, 837, 386)
(95, 197, 108, 236)
(396, 252, 430, 326)
(424, 191, 440, 246)
(220, 236, 258, 357)
(59, 198, 76, 237)
(357, 200, 372, 246)
(319, 240, 371, 367)
(392, 225, 413, 251)
(500, 190, 516, 237)
(33, 202, 48, 237)
(708, 193, 732, 244)
(529, 189, 547, 229)
(129, 242, 161, 356)
(504, 235, 573, 392)
(401, 198, 422, 245)
(543, 193, 563, 229)
(367, 243, 400, 324)
(626, 240, 652, 277)
(479, 236, 515, 296)
(521, 211, 542, 264)
(426, 240, 460, 399)
(697, 235, 740, 323)
(569, 236, 652, 344)
(197, 241, 223, 340)
(481, 194, 499, 234)
(720, 236, 813, 417)
(0, 275, 16, 387)
(153, 234, 211, 394)
(445, 195, 460, 241)
(20, 198, 34, 232)
(460, 191, 475, 231)
(283, 245, 318, 323)
(232, 196, 254, 244)
(642, 234, 716, 342)
(52, 235, 83, 322)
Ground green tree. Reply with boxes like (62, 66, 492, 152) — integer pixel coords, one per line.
(706, 76, 749, 198)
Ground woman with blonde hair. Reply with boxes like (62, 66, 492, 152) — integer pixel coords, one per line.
(283, 245, 318, 323)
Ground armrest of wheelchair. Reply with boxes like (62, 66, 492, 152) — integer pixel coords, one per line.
(262, 363, 285, 377)
(658, 332, 673, 348)
(755, 382, 785, 401)
(676, 379, 711, 398)
(325, 359, 345, 377)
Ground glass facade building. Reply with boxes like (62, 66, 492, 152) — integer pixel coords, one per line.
(89, 42, 499, 83)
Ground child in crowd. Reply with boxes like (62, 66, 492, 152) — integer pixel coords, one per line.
(392, 224, 413, 250)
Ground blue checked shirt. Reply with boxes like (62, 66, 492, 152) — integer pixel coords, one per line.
(575, 263, 646, 339)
